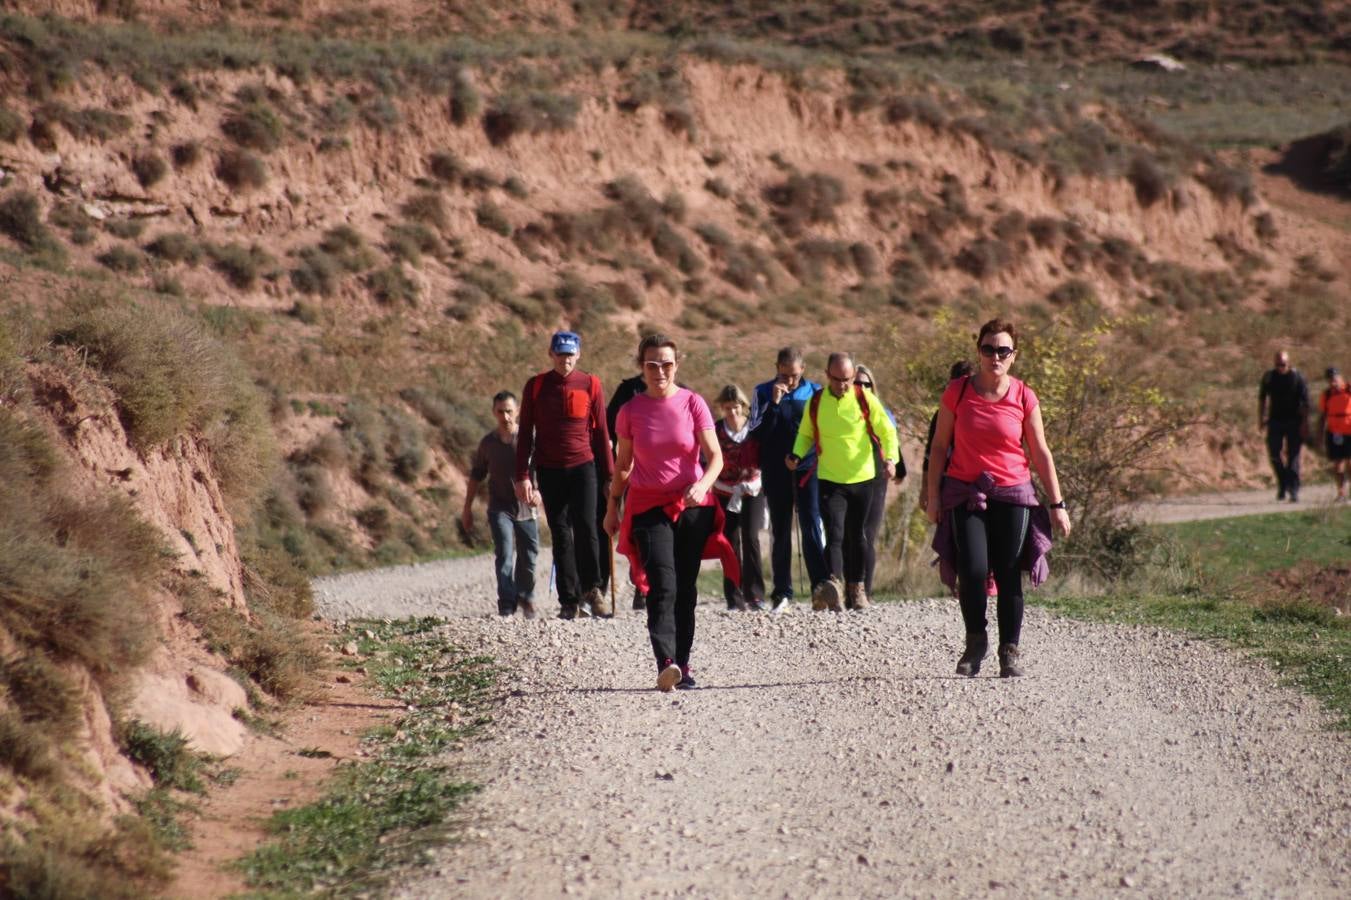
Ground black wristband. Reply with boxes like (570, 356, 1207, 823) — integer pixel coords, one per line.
(1048, 500, 1067, 510)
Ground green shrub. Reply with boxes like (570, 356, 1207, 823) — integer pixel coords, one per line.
(1, 651, 83, 738)
(290, 247, 340, 295)
(483, 91, 581, 145)
(426, 150, 464, 184)
(97, 245, 142, 273)
(0, 107, 24, 143)
(705, 177, 732, 199)
(222, 102, 285, 153)
(401, 192, 447, 229)
(384, 222, 441, 265)
(764, 172, 845, 236)
(104, 217, 145, 240)
(145, 232, 202, 265)
(1198, 164, 1257, 207)
(216, 149, 269, 191)
(954, 237, 1013, 278)
(0, 191, 62, 256)
(366, 264, 418, 305)
(475, 200, 512, 236)
(318, 225, 377, 271)
(1127, 153, 1172, 208)
(171, 141, 201, 169)
(131, 152, 168, 188)
(208, 242, 273, 290)
(652, 222, 704, 275)
(120, 721, 205, 793)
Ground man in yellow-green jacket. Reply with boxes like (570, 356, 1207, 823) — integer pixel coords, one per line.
(786, 351, 899, 611)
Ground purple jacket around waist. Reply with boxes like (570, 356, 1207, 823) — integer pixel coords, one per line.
(931, 472, 1053, 593)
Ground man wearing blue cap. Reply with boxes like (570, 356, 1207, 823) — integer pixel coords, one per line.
(515, 331, 615, 618)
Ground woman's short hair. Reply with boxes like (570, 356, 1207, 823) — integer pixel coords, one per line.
(635, 333, 679, 366)
(976, 317, 1018, 349)
(715, 384, 749, 409)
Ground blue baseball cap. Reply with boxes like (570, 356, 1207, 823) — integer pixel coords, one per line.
(550, 330, 580, 355)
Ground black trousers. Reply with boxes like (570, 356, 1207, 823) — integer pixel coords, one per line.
(595, 476, 611, 592)
(818, 479, 873, 585)
(631, 504, 715, 668)
(763, 469, 828, 597)
(536, 462, 601, 606)
(1266, 419, 1303, 495)
(862, 468, 888, 595)
(951, 499, 1030, 645)
(718, 492, 766, 604)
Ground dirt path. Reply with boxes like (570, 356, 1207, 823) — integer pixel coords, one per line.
(1129, 482, 1338, 524)
(313, 499, 1350, 898)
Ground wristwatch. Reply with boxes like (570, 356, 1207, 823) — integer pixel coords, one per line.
(1048, 500, 1067, 510)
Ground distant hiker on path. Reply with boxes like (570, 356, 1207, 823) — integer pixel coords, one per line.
(515, 330, 614, 619)
(1319, 366, 1351, 502)
(463, 391, 539, 618)
(605, 334, 736, 692)
(1258, 350, 1310, 503)
(749, 347, 828, 611)
(788, 352, 899, 612)
(926, 318, 1071, 678)
(853, 364, 905, 599)
(712, 384, 766, 611)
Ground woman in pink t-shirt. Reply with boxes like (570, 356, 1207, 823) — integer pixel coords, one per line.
(605, 334, 728, 692)
(924, 318, 1072, 679)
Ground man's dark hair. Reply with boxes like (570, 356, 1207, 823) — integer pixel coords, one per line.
(826, 351, 854, 374)
(776, 346, 804, 366)
(492, 390, 516, 407)
(949, 360, 975, 380)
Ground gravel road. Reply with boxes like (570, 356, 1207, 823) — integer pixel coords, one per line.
(314, 499, 1349, 898)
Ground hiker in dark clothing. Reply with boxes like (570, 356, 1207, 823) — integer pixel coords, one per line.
(515, 330, 614, 619)
(463, 391, 539, 618)
(602, 372, 649, 610)
(749, 347, 828, 611)
(1258, 350, 1310, 502)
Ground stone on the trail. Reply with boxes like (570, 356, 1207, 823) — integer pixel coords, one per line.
(341, 641, 360, 656)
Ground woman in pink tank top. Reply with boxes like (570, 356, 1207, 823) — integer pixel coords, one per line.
(924, 318, 1072, 679)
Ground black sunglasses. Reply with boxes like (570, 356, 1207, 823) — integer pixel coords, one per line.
(856, 380, 873, 389)
(979, 344, 1016, 360)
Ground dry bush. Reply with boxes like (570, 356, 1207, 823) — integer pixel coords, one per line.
(207, 242, 273, 289)
(144, 232, 202, 265)
(1254, 211, 1278, 241)
(449, 68, 481, 126)
(131, 152, 168, 188)
(215, 149, 269, 191)
(401, 192, 448, 230)
(384, 222, 442, 265)
(651, 222, 704, 275)
(475, 200, 512, 236)
(221, 102, 284, 153)
(764, 172, 846, 235)
(0, 106, 24, 143)
(1028, 215, 1063, 248)
(704, 177, 732, 198)
(954, 237, 1013, 278)
(96, 245, 142, 273)
(289, 247, 340, 295)
(0, 191, 63, 258)
(427, 150, 464, 184)
(170, 141, 201, 169)
(1127, 153, 1172, 208)
(1198, 164, 1257, 207)
(483, 91, 580, 146)
(366, 264, 419, 305)
(104, 217, 145, 240)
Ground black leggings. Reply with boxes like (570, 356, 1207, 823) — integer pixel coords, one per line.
(631, 505, 715, 669)
(951, 500, 1030, 645)
(819, 479, 873, 585)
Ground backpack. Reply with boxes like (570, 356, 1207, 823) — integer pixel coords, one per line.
(799, 383, 881, 485)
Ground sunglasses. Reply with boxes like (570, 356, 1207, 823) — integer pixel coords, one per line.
(979, 344, 1016, 360)
(855, 380, 873, 389)
(643, 360, 676, 372)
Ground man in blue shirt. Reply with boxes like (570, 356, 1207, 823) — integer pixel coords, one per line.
(750, 346, 828, 610)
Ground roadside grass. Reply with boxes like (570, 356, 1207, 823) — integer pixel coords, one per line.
(236, 618, 494, 896)
(1036, 505, 1351, 729)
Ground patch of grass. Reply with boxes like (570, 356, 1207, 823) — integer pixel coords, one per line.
(1162, 507, 1351, 581)
(97, 244, 143, 273)
(145, 231, 202, 265)
(131, 151, 168, 188)
(237, 618, 494, 895)
(0, 106, 24, 143)
(208, 241, 274, 290)
(0, 190, 65, 261)
(216, 149, 269, 191)
(475, 200, 512, 237)
(120, 720, 207, 794)
(483, 91, 581, 145)
(222, 101, 285, 153)
(401, 192, 447, 230)
(366, 264, 419, 306)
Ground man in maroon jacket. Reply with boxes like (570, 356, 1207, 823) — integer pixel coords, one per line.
(515, 331, 615, 619)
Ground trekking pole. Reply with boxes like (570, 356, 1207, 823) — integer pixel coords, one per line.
(608, 533, 618, 616)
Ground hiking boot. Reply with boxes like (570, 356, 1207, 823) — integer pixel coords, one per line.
(811, 578, 843, 612)
(559, 603, 578, 620)
(519, 599, 537, 620)
(632, 590, 647, 611)
(498, 603, 515, 617)
(998, 643, 1024, 678)
(657, 660, 682, 692)
(1277, 488, 1287, 501)
(587, 587, 613, 618)
(770, 593, 791, 613)
(1288, 490, 1299, 503)
(676, 665, 698, 690)
(746, 597, 765, 612)
(955, 631, 988, 677)
(845, 582, 869, 611)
